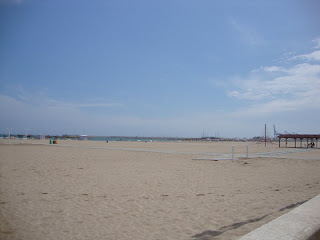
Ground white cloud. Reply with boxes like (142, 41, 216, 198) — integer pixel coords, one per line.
(75, 103, 124, 108)
(1, 89, 318, 138)
(0, 92, 130, 136)
(293, 50, 320, 61)
(288, 39, 320, 61)
(229, 18, 266, 46)
(3, 87, 124, 110)
(227, 44, 320, 116)
(262, 66, 287, 73)
(237, 98, 312, 117)
(2, 41, 320, 138)
(313, 38, 320, 49)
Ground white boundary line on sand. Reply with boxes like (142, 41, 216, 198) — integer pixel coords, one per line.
(48, 143, 230, 157)
(3, 141, 319, 160)
(192, 157, 234, 161)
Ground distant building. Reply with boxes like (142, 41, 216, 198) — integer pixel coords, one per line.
(79, 135, 88, 141)
(38, 135, 45, 140)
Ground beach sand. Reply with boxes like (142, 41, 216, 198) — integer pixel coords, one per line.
(1, 140, 320, 240)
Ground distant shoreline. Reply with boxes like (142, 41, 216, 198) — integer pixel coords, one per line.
(0, 134, 273, 142)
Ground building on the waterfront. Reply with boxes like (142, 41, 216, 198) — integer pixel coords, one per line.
(79, 135, 88, 141)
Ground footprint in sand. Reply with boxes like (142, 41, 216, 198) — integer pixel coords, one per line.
(196, 194, 205, 196)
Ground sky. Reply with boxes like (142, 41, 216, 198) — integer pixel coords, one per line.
(1, 0, 320, 138)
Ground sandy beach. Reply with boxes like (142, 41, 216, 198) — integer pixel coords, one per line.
(1, 139, 320, 240)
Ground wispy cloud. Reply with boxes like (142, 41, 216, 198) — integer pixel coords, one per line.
(2, 86, 124, 110)
(75, 103, 124, 108)
(313, 38, 320, 49)
(286, 39, 320, 62)
(294, 50, 320, 61)
(227, 40, 320, 116)
(0, 92, 261, 137)
(229, 18, 266, 46)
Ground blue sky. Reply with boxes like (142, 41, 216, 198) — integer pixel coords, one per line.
(1, 0, 320, 137)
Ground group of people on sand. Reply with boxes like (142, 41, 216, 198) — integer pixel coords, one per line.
(308, 142, 315, 148)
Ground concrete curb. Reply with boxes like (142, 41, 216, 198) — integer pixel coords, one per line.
(238, 194, 320, 240)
